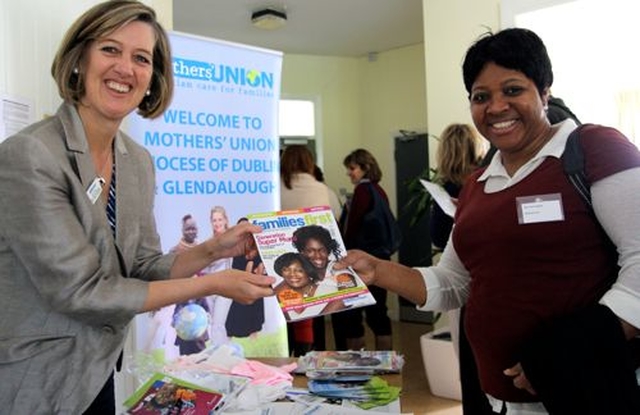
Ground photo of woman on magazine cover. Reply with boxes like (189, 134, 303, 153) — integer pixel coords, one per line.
(273, 252, 346, 320)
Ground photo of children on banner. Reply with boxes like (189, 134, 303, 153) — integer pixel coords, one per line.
(273, 252, 350, 320)
(169, 214, 210, 356)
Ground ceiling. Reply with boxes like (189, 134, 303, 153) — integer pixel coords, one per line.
(173, 0, 424, 58)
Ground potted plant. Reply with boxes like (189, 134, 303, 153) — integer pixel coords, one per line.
(403, 157, 462, 401)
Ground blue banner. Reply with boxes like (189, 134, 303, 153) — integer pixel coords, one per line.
(127, 31, 287, 360)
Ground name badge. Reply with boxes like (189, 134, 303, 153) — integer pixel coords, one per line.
(86, 177, 105, 204)
(516, 193, 564, 224)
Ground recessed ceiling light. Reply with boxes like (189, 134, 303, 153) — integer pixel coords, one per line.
(251, 7, 287, 30)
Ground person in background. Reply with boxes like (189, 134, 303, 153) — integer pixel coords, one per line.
(430, 123, 486, 250)
(428, 123, 490, 414)
(335, 149, 393, 351)
(170, 214, 210, 355)
(0, 2, 274, 413)
(280, 145, 337, 353)
(335, 28, 640, 414)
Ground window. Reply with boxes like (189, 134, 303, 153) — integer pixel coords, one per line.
(502, 0, 640, 146)
(279, 99, 315, 137)
(278, 98, 323, 166)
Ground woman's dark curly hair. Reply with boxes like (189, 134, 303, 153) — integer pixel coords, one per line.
(292, 225, 342, 259)
(462, 28, 553, 97)
(273, 252, 320, 284)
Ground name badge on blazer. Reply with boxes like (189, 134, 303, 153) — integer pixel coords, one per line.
(516, 193, 564, 224)
(86, 177, 105, 204)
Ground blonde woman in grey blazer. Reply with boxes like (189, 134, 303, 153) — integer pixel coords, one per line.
(0, 2, 275, 414)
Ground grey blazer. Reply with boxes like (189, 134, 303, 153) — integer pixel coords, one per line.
(0, 103, 175, 414)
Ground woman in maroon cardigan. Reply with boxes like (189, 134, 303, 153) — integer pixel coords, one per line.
(334, 148, 393, 351)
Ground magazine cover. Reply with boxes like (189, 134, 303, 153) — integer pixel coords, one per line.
(246, 206, 376, 322)
(123, 372, 225, 414)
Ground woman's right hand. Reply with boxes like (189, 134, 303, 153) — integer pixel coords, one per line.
(333, 249, 380, 285)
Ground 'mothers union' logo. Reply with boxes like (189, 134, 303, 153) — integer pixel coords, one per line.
(172, 57, 275, 97)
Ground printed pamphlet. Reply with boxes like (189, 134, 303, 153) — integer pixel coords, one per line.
(123, 372, 225, 414)
(420, 179, 456, 217)
(246, 206, 376, 322)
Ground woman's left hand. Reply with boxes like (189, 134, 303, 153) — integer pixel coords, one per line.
(210, 222, 262, 259)
(504, 362, 537, 395)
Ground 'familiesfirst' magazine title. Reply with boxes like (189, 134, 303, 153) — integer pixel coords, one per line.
(247, 206, 375, 322)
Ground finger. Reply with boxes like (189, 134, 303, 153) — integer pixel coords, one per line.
(513, 375, 537, 395)
(503, 362, 523, 375)
(333, 252, 358, 269)
(249, 273, 276, 287)
(239, 222, 262, 234)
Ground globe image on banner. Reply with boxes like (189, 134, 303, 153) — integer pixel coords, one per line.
(174, 303, 209, 341)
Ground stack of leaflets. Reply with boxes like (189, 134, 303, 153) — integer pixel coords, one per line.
(296, 350, 404, 378)
(247, 206, 376, 322)
(123, 372, 226, 414)
(307, 376, 401, 408)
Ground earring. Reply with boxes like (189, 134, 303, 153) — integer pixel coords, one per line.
(145, 89, 151, 96)
(73, 67, 79, 74)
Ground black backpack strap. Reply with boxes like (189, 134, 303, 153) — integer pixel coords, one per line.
(562, 125, 592, 210)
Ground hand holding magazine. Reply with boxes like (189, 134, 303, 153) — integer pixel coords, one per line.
(247, 206, 376, 322)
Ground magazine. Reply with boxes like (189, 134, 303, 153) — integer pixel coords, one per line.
(419, 179, 456, 217)
(162, 369, 252, 413)
(123, 372, 225, 414)
(296, 350, 404, 375)
(246, 206, 376, 322)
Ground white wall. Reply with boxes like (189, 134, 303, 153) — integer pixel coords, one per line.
(0, 0, 99, 119)
(422, 0, 500, 167)
(0, 0, 169, 121)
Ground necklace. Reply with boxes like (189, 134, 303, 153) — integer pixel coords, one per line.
(179, 239, 198, 250)
(302, 284, 315, 298)
(96, 147, 113, 183)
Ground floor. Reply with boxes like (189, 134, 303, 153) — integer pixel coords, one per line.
(324, 319, 462, 415)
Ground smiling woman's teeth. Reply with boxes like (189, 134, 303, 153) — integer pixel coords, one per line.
(106, 81, 130, 93)
(493, 120, 516, 129)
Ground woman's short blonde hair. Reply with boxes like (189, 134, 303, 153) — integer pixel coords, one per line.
(51, 0, 173, 119)
(436, 123, 486, 186)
